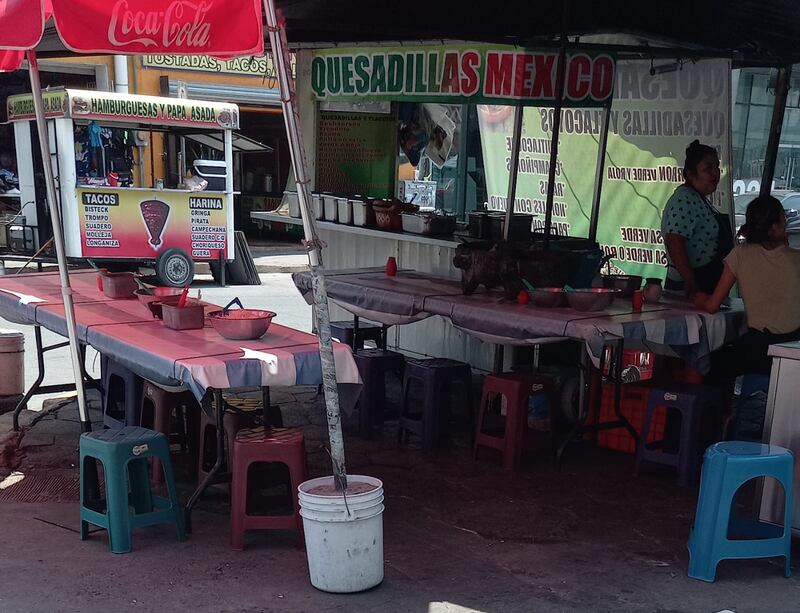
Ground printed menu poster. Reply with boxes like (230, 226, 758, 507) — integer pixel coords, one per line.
(77, 188, 228, 260)
(478, 58, 732, 280)
(316, 112, 396, 197)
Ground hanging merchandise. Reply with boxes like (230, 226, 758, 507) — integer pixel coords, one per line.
(422, 104, 455, 169)
(398, 104, 429, 167)
(74, 125, 90, 179)
(87, 120, 106, 177)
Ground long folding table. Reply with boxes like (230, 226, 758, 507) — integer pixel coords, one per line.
(0, 270, 361, 528)
(293, 268, 747, 464)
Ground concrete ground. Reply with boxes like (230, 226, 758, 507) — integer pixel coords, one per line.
(2, 391, 799, 613)
(0, 259, 799, 612)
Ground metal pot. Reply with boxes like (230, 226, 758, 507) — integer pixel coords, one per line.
(209, 308, 276, 340)
(488, 213, 533, 241)
(468, 212, 491, 238)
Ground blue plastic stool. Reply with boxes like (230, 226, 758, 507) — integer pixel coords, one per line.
(687, 441, 793, 582)
(740, 374, 770, 398)
(101, 355, 143, 429)
(635, 383, 721, 486)
(80, 426, 186, 553)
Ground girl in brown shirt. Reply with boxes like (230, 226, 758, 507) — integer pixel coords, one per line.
(697, 195, 800, 379)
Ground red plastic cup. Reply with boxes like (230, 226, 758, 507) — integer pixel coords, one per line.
(96, 269, 107, 292)
(632, 289, 644, 312)
(386, 256, 397, 277)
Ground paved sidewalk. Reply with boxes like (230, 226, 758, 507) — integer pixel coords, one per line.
(1, 388, 799, 613)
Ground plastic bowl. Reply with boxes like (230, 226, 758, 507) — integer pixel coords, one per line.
(135, 287, 184, 308)
(601, 275, 642, 298)
(566, 287, 618, 312)
(527, 287, 567, 308)
(208, 309, 276, 340)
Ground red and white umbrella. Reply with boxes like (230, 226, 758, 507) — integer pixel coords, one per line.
(0, 0, 348, 489)
(0, 0, 264, 431)
(1, 0, 263, 69)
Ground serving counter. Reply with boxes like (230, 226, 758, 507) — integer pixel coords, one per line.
(760, 341, 800, 534)
(250, 210, 496, 369)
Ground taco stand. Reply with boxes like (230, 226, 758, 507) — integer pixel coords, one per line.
(6, 88, 239, 286)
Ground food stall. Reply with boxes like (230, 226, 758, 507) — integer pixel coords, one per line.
(7, 88, 238, 286)
(255, 46, 734, 372)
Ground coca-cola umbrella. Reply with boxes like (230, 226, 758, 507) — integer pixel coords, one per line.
(0, 0, 264, 432)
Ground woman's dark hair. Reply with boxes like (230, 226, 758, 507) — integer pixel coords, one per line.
(683, 140, 718, 181)
(740, 195, 784, 244)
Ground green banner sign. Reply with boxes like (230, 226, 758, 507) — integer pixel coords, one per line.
(311, 44, 615, 107)
(141, 54, 296, 79)
(6, 90, 68, 121)
(478, 59, 731, 281)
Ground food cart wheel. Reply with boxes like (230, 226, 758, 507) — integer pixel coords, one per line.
(156, 248, 194, 287)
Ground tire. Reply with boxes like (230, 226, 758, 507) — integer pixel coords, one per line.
(155, 248, 194, 287)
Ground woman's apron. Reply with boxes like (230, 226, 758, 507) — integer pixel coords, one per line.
(665, 192, 734, 294)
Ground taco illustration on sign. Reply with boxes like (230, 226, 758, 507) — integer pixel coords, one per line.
(140, 199, 171, 249)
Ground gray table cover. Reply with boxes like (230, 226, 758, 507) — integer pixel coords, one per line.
(293, 268, 747, 371)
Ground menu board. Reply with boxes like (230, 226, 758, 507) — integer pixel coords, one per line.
(77, 188, 228, 261)
(316, 112, 396, 198)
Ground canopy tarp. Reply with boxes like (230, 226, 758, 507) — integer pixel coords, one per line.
(12, 1, 800, 68)
(275, 0, 800, 66)
(0, 0, 263, 70)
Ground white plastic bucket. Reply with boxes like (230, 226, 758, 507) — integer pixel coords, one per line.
(298, 475, 384, 593)
(0, 330, 24, 396)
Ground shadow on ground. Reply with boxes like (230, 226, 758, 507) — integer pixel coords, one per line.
(0, 388, 797, 613)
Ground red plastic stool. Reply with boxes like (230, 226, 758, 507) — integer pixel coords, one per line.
(197, 409, 241, 486)
(229, 427, 307, 550)
(139, 381, 200, 483)
(474, 372, 554, 471)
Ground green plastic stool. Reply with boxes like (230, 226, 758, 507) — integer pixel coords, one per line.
(80, 426, 186, 553)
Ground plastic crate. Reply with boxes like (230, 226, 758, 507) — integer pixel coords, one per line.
(596, 383, 667, 454)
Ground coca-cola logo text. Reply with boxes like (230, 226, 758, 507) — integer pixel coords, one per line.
(108, 1, 213, 49)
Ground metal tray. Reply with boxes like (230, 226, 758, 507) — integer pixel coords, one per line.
(400, 213, 457, 236)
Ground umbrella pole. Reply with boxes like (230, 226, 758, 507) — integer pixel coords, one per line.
(502, 107, 523, 241)
(26, 51, 91, 432)
(543, 1, 570, 250)
(588, 105, 612, 243)
(263, 1, 347, 489)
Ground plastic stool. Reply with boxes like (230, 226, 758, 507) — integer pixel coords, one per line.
(197, 409, 241, 485)
(474, 372, 555, 471)
(635, 383, 720, 486)
(740, 374, 770, 398)
(330, 319, 386, 350)
(229, 427, 307, 550)
(728, 374, 771, 441)
(398, 358, 473, 451)
(139, 381, 200, 484)
(688, 441, 793, 582)
(101, 355, 143, 429)
(353, 349, 405, 439)
(80, 426, 185, 553)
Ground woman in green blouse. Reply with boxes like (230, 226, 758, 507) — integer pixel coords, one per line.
(661, 140, 733, 297)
